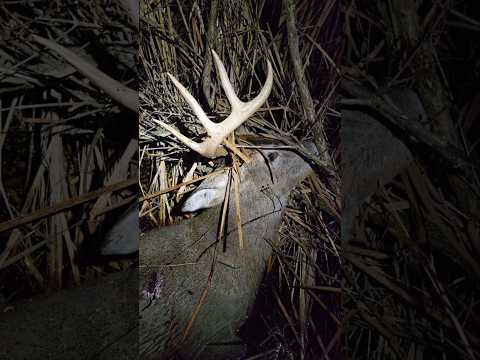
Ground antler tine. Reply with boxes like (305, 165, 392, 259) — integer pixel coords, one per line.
(161, 50, 273, 158)
(211, 50, 273, 136)
(154, 118, 208, 156)
(165, 73, 218, 137)
(211, 50, 243, 111)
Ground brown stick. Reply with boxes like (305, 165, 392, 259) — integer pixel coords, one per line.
(0, 178, 137, 234)
(32, 35, 138, 113)
(284, 0, 335, 171)
(339, 79, 471, 170)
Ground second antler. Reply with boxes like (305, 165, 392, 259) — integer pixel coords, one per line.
(157, 50, 273, 158)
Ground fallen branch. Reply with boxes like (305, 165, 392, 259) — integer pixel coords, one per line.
(0, 177, 137, 233)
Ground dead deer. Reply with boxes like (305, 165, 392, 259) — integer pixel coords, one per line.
(92, 46, 314, 358)
(138, 144, 315, 359)
(29, 7, 317, 359)
(135, 54, 315, 359)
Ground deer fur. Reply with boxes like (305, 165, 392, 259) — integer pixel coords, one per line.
(138, 143, 315, 359)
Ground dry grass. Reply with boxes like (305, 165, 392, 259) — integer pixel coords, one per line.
(0, 1, 137, 296)
(139, 0, 341, 358)
(341, 1, 480, 359)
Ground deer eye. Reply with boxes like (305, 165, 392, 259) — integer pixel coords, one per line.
(267, 152, 279, 162)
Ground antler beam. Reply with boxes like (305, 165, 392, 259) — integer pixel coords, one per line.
(156, 50, 273, 158)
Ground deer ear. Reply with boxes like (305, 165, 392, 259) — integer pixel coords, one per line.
(181, 174, 229, 212)
(181, 188, 226, 212)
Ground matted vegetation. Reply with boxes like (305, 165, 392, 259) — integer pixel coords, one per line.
(139, 0, 341, 358)
(0, 1, 137, 297)
(341, 1, 480, 359)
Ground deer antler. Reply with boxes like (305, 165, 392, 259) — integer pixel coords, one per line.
(156, 50, 273, 158)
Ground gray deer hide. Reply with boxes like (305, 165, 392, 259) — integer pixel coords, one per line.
(138, 144, 315, 359)
(0, 143, 315, 360)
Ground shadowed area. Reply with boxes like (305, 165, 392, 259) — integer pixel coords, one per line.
(0, 269, 138, 360)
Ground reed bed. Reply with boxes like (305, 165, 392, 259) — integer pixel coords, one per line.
(341, 1, 480, 359)
(0, 1, 137, 296)
(139, 1, 341, 358)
